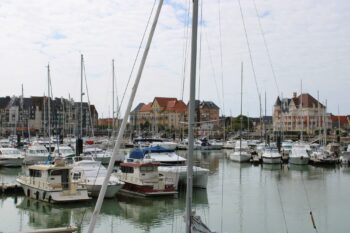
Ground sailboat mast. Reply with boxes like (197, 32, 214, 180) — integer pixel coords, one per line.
(239, 62, 243, 157)
(185, 1, 199, 232)
(87, 1, 164, 232)
(112, 59, 115, 137)
(80, 54, 83, 138)
(300, 80, 303, 141)
(47, 64, 51, 158)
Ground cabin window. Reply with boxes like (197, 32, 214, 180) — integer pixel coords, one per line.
(29, 169, 42, 177)
(140, 166, 155, 172)
(120, 166, 134, 173)
(72, 172, 81, 180)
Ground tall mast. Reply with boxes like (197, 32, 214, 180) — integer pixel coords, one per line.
(47, 64, 51, 158)
(80, 54, 83, 138)
(21, 84, 24, 138)
(239, 62, 243, 157)
(87, 1, 164, 232)
(112, 59, 115, 138)
(300, 80, 303, 141)
(185, 1, 198, 232)
(317, 91, 320, 142)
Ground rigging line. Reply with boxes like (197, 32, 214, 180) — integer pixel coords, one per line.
(301, 172, 319, 233)
(218, 0, 225, 115)
(237, 0, 261, 99)
(251, 0, 280, 95)
(181, 0, 191, 101)
(83, 61, 95, 137)
(276, 171, 289, 233)
(117, 0, 157, 116)
(204, 32, 222, 107)
(197, 0, 203, 101)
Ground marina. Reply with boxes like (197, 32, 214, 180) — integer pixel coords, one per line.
(1, 149, 350, 232)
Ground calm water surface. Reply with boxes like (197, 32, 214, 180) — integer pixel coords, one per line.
(1, 150, 350, 233)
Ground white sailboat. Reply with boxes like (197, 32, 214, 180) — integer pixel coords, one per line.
(229, 63, 251, 163)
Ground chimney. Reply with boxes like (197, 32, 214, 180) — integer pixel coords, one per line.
(293, 92, 297, 98)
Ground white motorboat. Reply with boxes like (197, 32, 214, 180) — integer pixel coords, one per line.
(289, 143, 310, 165)
(53, 145, 75, 159)
(71, 157, 124, 198)
(117, 158, 178, 197)
(262, 147, 282, 164)
(82, 147, 112, 165)
(229, 140, 251, 163)
(23, 144, 50, 164)
(16, 158, 90, 203)
(0, 147, 24, 167)
(150, 141, 178, 150)
(126, 146, 209, 189)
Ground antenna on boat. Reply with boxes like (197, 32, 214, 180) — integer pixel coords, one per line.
(86, 1, 164, 232)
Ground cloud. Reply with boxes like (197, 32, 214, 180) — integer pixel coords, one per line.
(0, 0, 349, 117)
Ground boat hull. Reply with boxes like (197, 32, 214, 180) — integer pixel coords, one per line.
(120, 182, 177, 197)
(17, 179, 90, 203)
(289, 156, 309, 165)
(86, 183, 123, 198)
(23, 156, 48, 165)
(0, 158, 23, 167)
(229, 152, 251, 163)
(158, 165, 209, 189)
(262, 156, 282, 164)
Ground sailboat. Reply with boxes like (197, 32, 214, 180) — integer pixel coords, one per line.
(229, 63, 251, 163)
(289, 82, 310, 165)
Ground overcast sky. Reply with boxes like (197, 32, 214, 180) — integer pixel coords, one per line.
(0, 0, 349, 118)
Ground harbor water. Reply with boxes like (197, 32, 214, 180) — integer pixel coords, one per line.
(1, 150, 350, 233)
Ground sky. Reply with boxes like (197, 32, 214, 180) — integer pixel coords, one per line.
(0, 0, 349, 118)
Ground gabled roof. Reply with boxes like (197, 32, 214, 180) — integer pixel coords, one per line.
(200, 101, 219, 109)
(153, 97, 177, 109)
(140, 102, 152, 112)
(164, 100, 187, 113)
(294, 93, 324, 108)
(274, 96, 281, 106)
(131, 103, 145, 113)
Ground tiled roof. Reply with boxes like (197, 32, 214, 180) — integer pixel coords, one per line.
(331, 115, 349, 124)
(153, 97, 177, 109)
(140, 102, 152, 112)
(165, 100, 187, 113)
(294, 93, 324, 108)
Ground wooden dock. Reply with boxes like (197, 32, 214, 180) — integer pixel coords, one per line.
(0, 183, 24, 194)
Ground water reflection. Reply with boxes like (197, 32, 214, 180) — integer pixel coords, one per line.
(12, 189, 208, 232)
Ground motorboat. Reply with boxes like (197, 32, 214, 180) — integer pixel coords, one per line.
(0, 147, 24, 167)
(262, 147, 282, 164)
(289, 143, 310, 165)
(71, 157, 124, 198)
(117, 158, 178, 197)
(340, 145, 350, 165)
(16, 158, 90, 203)
(126, 146, 209, 189)
(229, 140, 251, 163)
(150, 140, 178, 150)
(23, 144, 50, 165)
(53, 145, 75, 159)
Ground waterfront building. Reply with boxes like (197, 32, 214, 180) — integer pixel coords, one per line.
(130, 97, 220, 136)
(0, 95, 98, 137)
(273, 92, 331, 136)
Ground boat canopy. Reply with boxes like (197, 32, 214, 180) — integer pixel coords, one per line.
(129, 146, 174, 160)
